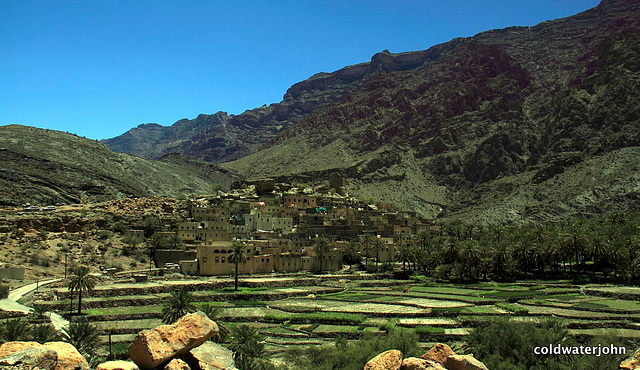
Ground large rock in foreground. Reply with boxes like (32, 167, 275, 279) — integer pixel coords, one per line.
(183, 341, 237, 370)
(621, 348, 640, 369)
(128, 312, 218, 369)
(444, 354, 489, 370)
(164, 358, 190, 370)
(0, 347, 58, 370)
(0, 342, 43, 359)
(401, 357, 446, 369)
(0, 341, 88, 370)
(421, 343, 455, 366)
(44, 341, 89, 370)
(365, 349, 403, 370)
(365, 343, 488, 370)
(96, 360, 140, 370)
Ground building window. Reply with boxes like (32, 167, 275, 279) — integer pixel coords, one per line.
(203, 257, 208, 263)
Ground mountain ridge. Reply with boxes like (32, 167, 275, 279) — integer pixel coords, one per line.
(33, 0, 640, 224)
(222, 0, 640, 222)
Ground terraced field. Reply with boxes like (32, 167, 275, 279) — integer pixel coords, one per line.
(32, 275, 640, 359)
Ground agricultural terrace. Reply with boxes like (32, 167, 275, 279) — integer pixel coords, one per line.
(22, 274, 640, 361)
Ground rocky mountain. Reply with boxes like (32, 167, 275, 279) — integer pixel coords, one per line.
(223, 0, 640, 222)
(102, 0, 640, 223)
(101, 36, 464, 163)
(0, 125, 237, 206)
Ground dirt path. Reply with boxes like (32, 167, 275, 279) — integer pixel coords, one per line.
(1, 279, 69, 330)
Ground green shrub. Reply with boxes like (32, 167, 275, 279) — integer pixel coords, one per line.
(97, 230, 113, 240)
(409, 274, 429, 283)
(380, 261, 395, 272)
(284, 327, 420, 370)
(0, 285, 8, 299)
(112, 222, 127, 234)
(413, 326, 446, 334)
(364, 264, 380, 273)
(463, 318, 570, 370)
(495, 302, 529, 315)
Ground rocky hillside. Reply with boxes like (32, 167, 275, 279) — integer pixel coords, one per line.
(96, 0, 640, 223)
(223, 0, 640, 222)
(0, 125, 236, 206)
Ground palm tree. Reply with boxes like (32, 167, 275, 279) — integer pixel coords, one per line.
(228, 324, 263, 362)
(67, 266, 97, 315)
(373, 238, 384, 267)
(32, 324, 62, 344)
(228, 242, 248, 291)
(416, 229, 433, 247)
(343, 241, 361, 269)
(148, 232, 169, 250)
(0, 318, 32, 343)
(396, 245, 412, 272)
(313, 236, 330, 272)
(201, 304, 229, 343)
(359, 234, 374, 266)
(162, 289, 197, 324)
(168, 234, 184, 250)
(62, 322, 100, 357)
(459, 239, 481, 280)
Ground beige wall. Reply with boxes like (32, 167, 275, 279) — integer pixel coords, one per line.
(197, 242, 273, 275)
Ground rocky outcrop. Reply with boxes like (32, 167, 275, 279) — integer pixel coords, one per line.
(366, 343, 488, 370)
(183, 341, 237, 370)
(164, 358, 190, 370)
(0, 341, 42, 359)
(128, 312, 219, 369)
(0, 341, 88, 370)
(364, 349, 403, 370)
(444, 355, 489, 370)
(620, 348, 640, 369)
(43, 342, 89, 370)
(401, 357, 446, 369)
(421, 343, 455, 366)
(0, 347, 58, 370)
(95, 361, 140, 370)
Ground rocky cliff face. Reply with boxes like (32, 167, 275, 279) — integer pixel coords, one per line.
(224, 0, 640, 222)
(102, 0, 640, 223)
(101, 39, 464, 164)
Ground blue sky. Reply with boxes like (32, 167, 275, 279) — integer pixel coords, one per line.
(1, 0, 600, 140)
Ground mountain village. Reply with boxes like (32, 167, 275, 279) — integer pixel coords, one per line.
(128, 176, 433, 277)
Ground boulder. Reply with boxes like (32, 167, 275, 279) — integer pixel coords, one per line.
(0, 347, 58, 370)
(164, 358, 190, 370)
(364, 349, 403, 370)
(0, 341, 43, 359)
(401, 357, 446, 369)
(128, 311, 219, 369)
(621, 348, 640, 370)
(96, 361, 140, 370)
(421, 343, 455, 366)
(401, 357, 445, 369)
(445, 354, 489, 370)
(184, 341, 237, 370)
(44, 341, 89, 370)
(620, 357, 640, 370)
